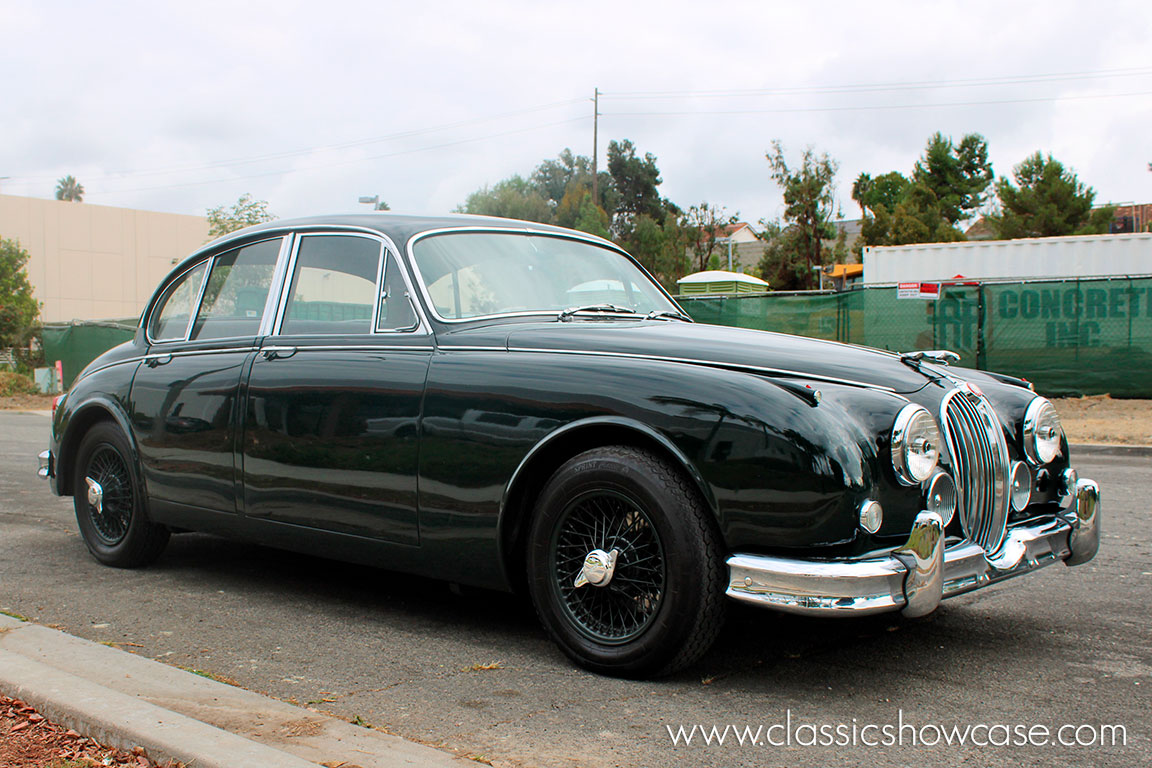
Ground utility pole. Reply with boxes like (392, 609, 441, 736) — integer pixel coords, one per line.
(591, 87, 600, 206)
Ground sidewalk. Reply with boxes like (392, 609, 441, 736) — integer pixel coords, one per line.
(0, 614, 470, 768)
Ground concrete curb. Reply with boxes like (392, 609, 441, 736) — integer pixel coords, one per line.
(1070, 443, 1152, 457)
(0, 614, 468, 768)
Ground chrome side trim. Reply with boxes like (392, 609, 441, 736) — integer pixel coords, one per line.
(72, 357, 146, 382)
(508, 346, 896, 392)
(726, 478, 1099, 617)
(38, 450, 53, 479)
(262, 344, 435, 353)
(144, 346, 260, 363)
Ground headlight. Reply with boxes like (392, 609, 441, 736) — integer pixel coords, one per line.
(1023, 397, 1063, 465)
(891, 404, 941, 485)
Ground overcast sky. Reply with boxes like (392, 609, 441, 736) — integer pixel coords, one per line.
(3, 0, 1150, 227)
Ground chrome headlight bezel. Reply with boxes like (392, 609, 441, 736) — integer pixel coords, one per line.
(1022, 397, 1063, 465)
(891, 404, 942, 486)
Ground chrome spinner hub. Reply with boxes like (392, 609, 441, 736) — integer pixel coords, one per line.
(85, 477, 104, 514)
(574, 548, 619, 588)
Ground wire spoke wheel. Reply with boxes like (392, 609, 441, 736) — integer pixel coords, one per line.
(84, 446, 134, 545)
(551, 490, 666, 644)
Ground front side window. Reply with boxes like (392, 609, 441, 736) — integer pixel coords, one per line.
(280, 235, 381, 335)
(191, 239, 280, 340)
(149, 261, 207, 342)
(411, 232, 676, 320)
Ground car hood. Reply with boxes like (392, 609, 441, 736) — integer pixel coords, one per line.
(482, 320, 937, 394)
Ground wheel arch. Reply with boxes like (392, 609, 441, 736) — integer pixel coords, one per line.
(57, 398, 139, 497)
(497, 416, 718, 592)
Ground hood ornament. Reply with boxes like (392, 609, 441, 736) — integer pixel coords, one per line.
(901, 350, 960, 366)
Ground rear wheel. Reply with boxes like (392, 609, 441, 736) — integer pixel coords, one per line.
(73, 422, 169, 567)
(526, 446, 726, 677)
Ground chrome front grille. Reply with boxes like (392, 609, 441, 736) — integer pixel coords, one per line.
(940, 388, 1010, 554)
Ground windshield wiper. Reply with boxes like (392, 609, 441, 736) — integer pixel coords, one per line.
(558, 303, 638, 320)
(644, 310, 693, 322)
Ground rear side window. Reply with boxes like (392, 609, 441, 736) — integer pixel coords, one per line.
(149, 261, 207, 342)
(280, 235, 381, 335)
(191, 239, 280, 340)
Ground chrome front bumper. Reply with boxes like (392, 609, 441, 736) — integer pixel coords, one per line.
(726, 477, 1100, 617)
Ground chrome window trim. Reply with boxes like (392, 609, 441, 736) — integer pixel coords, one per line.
(404, 227, 683, 325)
(148, 236, 286, 346)
(272, 230, 430, 338)
(146, 259, 211, 345)
(257, 236, 296, 337)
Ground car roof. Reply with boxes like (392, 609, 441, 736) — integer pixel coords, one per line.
(203, 212, 602, 254)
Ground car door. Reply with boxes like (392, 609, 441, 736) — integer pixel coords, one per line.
(240, 231, 431, 545)
(130, 236, 286, 519)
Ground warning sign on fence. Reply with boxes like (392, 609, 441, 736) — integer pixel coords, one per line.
(897, 282, 941, 300)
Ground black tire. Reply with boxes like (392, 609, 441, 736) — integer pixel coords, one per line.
(73, 422, 169, 568)
(526, 446, 726, 677)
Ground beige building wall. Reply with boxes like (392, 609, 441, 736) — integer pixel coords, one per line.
(0, 194, 210, 323)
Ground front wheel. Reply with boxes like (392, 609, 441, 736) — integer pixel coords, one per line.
(526, 446, 726, 677)
(73, 422, 169, 568)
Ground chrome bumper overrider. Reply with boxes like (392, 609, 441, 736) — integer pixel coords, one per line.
(38, 450, 53, 479)
(726, 477, 1100, 617)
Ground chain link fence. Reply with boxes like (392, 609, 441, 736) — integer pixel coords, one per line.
(679, 275, 1152, 398)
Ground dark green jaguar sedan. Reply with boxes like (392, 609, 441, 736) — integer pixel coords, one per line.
(38, 213, 1100, 677)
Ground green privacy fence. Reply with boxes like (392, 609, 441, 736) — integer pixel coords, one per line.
(42, 320, 137, 388)
(679, 276, 1152, 398)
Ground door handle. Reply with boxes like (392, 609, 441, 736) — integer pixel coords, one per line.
(262, 346, 298, 360)
(145, 353, 172, 367)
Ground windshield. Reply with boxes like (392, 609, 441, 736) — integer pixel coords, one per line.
(410, 232, 679, 320)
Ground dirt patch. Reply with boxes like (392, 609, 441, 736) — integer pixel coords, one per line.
(1051, 395, 1152, 446)
(0, 393, 55, 411)
(0, 695, 181, 767)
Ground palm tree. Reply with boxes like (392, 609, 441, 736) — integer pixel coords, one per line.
(55, 175, 84, 202)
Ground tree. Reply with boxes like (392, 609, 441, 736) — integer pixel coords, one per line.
(990, 152, 1114, 239)
(764, 141, 838, 289)
(0, 239, 40, 351)
(911, 132, 993, 224)
(682, 202, 737, 272)
(206, 193, 275, 238)
(457, 176, 552, 223)
(755, 221, 806, 291)
(607, 139, 673, 228)
(851, 171, 909, 218)
(860, 181, 965, 247)
(55, 175, 84, 202)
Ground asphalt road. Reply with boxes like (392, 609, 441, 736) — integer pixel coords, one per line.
(1, 410, 1149, 768)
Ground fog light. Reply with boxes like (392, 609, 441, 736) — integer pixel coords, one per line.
(1010, 461, 1032, 512)
(859, 500, 883, 534)
(925, 472, 957, 527)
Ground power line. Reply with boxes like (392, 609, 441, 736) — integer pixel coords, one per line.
(95, 115, 590, 197)
(7, 98, 587, 185)
(602, 66, 1152, 100)
(602, 89, 1152, 117)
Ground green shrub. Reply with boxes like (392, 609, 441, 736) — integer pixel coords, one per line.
(0, 370, 39, 396)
